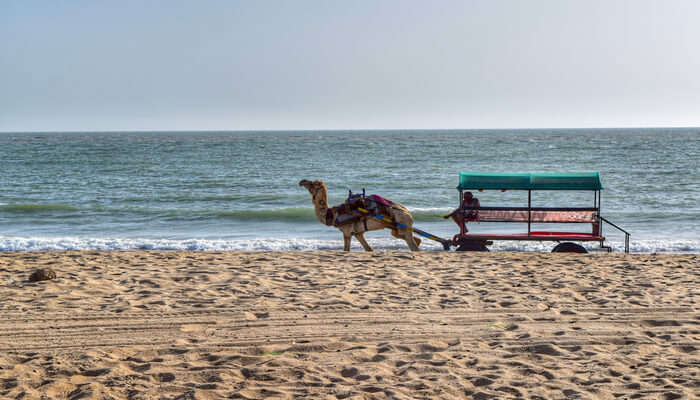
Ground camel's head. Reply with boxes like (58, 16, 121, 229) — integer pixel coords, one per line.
(299, 179, 327, 203)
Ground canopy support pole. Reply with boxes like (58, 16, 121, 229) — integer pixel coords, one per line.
(527, 190, 532, 235)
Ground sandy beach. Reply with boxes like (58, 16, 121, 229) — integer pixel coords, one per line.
(0, 251, 697, 399)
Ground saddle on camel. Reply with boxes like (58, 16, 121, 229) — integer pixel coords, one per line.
(327, 189, 394, 229)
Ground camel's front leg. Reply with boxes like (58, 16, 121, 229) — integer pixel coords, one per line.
(343, 233, 352, 251)
(354, 232, 373, 252)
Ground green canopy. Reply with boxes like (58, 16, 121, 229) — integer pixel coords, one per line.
(458, 172, 602, 191)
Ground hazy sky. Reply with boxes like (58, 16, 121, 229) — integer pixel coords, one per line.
(2, 0, 699, 131)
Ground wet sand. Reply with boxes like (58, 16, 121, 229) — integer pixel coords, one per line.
(0, 251, 698, 399)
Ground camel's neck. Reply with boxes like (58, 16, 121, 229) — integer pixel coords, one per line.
(312, 191, 330, 225)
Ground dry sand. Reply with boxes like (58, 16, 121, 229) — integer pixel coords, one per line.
(0, 251, 698, 399)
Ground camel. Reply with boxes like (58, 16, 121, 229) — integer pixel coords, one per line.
(299, 179, 421, 251)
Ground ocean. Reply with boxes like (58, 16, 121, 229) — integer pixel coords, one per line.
(0, 129, 698, 253)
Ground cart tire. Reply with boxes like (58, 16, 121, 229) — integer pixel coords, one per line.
(456, 240, 489, 252)
(552, 242, 587, 253)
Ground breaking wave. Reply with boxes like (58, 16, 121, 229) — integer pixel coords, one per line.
(0, 236, 697, 253)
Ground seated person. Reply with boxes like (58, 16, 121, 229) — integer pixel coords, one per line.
(444, 191, 480, 232)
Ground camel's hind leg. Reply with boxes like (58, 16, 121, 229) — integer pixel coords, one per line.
(391, 229, 420, 251)
(413, 236, 422, 247)
(354, 232, 373, 252)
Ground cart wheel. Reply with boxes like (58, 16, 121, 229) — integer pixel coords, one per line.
(456, 240, 489, 252)
(552, 242, 587, 253)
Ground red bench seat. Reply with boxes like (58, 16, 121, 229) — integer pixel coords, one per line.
(469, 207, 598, 223)
(459, 232, 604, 242)
(456, 207, 602, 242)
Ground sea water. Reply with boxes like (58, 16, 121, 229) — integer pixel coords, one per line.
(0, 129, 698, 252)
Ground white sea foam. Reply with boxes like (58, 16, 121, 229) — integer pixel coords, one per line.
(0, 235, 698, 253)
(0, 236, 349, 252)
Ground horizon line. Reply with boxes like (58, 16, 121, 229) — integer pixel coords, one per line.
(2, 126, 699, 134)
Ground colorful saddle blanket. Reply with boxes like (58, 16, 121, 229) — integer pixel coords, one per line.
(327, 192, 394, 227)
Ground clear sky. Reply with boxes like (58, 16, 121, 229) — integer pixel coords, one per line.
(2, 0, 699, 132)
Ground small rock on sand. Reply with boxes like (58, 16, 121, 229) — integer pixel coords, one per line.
(28, 268, 57, 282)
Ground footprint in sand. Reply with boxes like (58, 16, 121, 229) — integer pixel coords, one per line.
(129, 363, 151, 373)
(470, 377, 493, 387)
(156, 372, 176, 382)
(81, 368, 110, 377)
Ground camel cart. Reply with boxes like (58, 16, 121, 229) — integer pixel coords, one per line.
(452, 172, 630, 253)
